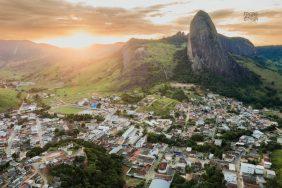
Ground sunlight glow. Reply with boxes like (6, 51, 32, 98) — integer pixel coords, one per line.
(37, 32, 130, 48)
(36, 32, 164, 48)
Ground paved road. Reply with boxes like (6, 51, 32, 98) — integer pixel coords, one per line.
(235, 152, 244, 188)
(6, 128, 15, 157)
(6, 93, 29, 156)
(145, 145, 167, 185)
(36, 118, 44, 148)
(17, 93, 29, 114)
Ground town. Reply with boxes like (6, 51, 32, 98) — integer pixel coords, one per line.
(0, 82, 281, 188)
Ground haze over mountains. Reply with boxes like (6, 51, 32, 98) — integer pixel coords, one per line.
(0, 11, 281, 108)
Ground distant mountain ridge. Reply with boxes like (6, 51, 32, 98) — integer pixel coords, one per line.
(0, 11, 281, 108)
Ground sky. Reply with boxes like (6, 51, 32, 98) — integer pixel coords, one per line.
(0, 0, 281, 48)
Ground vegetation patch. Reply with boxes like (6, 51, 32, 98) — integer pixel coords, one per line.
(0, 88, 20, 112)
(171, 165, 225, 188)
(26, 139, 125, 187)
(270, 150, 282, 187)
(172, 48, 282, 109)
(142, 96, 179, 117)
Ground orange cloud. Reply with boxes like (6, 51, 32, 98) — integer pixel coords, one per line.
(172, 9, 282, 45)
(0, 0, 281, 46)
(0, 0, 175, 40)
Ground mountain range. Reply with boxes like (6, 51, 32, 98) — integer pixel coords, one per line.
(0, 11, 281, 109)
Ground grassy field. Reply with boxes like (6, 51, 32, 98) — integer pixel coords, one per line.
(125, 177, 144, 187)
(0, 88, 20, 112)
(271, 149, 282, 187)
(0, 69, 23, 80)
(50, 106, 83, 114)
(140, 95, 179, 117)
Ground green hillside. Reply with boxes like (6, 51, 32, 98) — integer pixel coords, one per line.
(120, 37, 185, 89)
(235, 56, 282, 94)
(0, 88, 20, 112)
(172, 48, 282, 109)
(256, 46, 282, 74)
(0, 35, 281, 110)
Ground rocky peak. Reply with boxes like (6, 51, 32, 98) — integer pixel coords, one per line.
(188, 10, 228, 74)
(187, 10, 256, 80)
(190, 10, 218, 39)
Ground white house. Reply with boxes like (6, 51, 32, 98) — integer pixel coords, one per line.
(240, 163, 255, 174)
(196, 118, 205, 126)
(223, 170, 237, 185)
(255, 165, 264, 175)
(264, 161, 272, 169)
(252, 130, 264, 139)
(122, 126, 135, 140)
(135, 136, 147, 148)
(229, 163, 236, 171)
(266, 170, 276, 179)
(214, 139, 222, 146)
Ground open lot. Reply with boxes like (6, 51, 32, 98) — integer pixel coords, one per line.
(0, 88, 20, 113)
(271, 149, 282, 186)
(50, 106, 83, 114)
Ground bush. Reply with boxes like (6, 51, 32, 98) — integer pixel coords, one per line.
(26, 147, 44, 158)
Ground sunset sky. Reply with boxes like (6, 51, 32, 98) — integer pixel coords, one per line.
(0, 0, 281, 48)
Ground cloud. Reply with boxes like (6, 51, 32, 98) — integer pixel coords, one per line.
(210, 9, 236, 20)
(172, 9, 282, 45)
(219, 9, 282, 45)
(173, 9, 236, 30)
(0, 0, 174, 39)
(0, 0, 281, 45)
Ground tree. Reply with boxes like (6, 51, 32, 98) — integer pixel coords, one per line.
(136, 180, 145, 188)
(171, 89, 187, 101)
(201, 165, 225, 188)
(190, 134, 204, 142)
(12, 153, 19, 160)
(265, 178, 279, 188)
(26, 147, 44, 158)
(54, 128, 65, 137)
(94, 115, 105, 123)
(46, 139, 125, 188)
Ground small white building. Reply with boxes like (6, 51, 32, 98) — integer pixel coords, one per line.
(266, 170, 276, 179)
(77, 98, 89, 106)
(223, 170, 237, 185)
(109, 145, 122, 154)
(252, 130, 264, 139)
(122, 126, 135, 139)
(264, 161, 272, 169)
(214, 139, 222, 146)
(0, 131, 7, 137)
(186, 147, 192, 152)
(255, 165, 264, 175)
(229, 163, 236, 171)
(135, 136, 147, 148)
(240, 163, 255, 174)
(196, 118, 205, 126)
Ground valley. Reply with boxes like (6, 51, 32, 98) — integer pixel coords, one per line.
(0, 8, 281, 188)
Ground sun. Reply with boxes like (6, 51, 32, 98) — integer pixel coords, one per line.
(36, 31, 129, 48)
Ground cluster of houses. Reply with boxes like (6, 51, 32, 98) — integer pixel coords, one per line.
(0, 90, 280, 188)
(0, 102, 72, 187)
